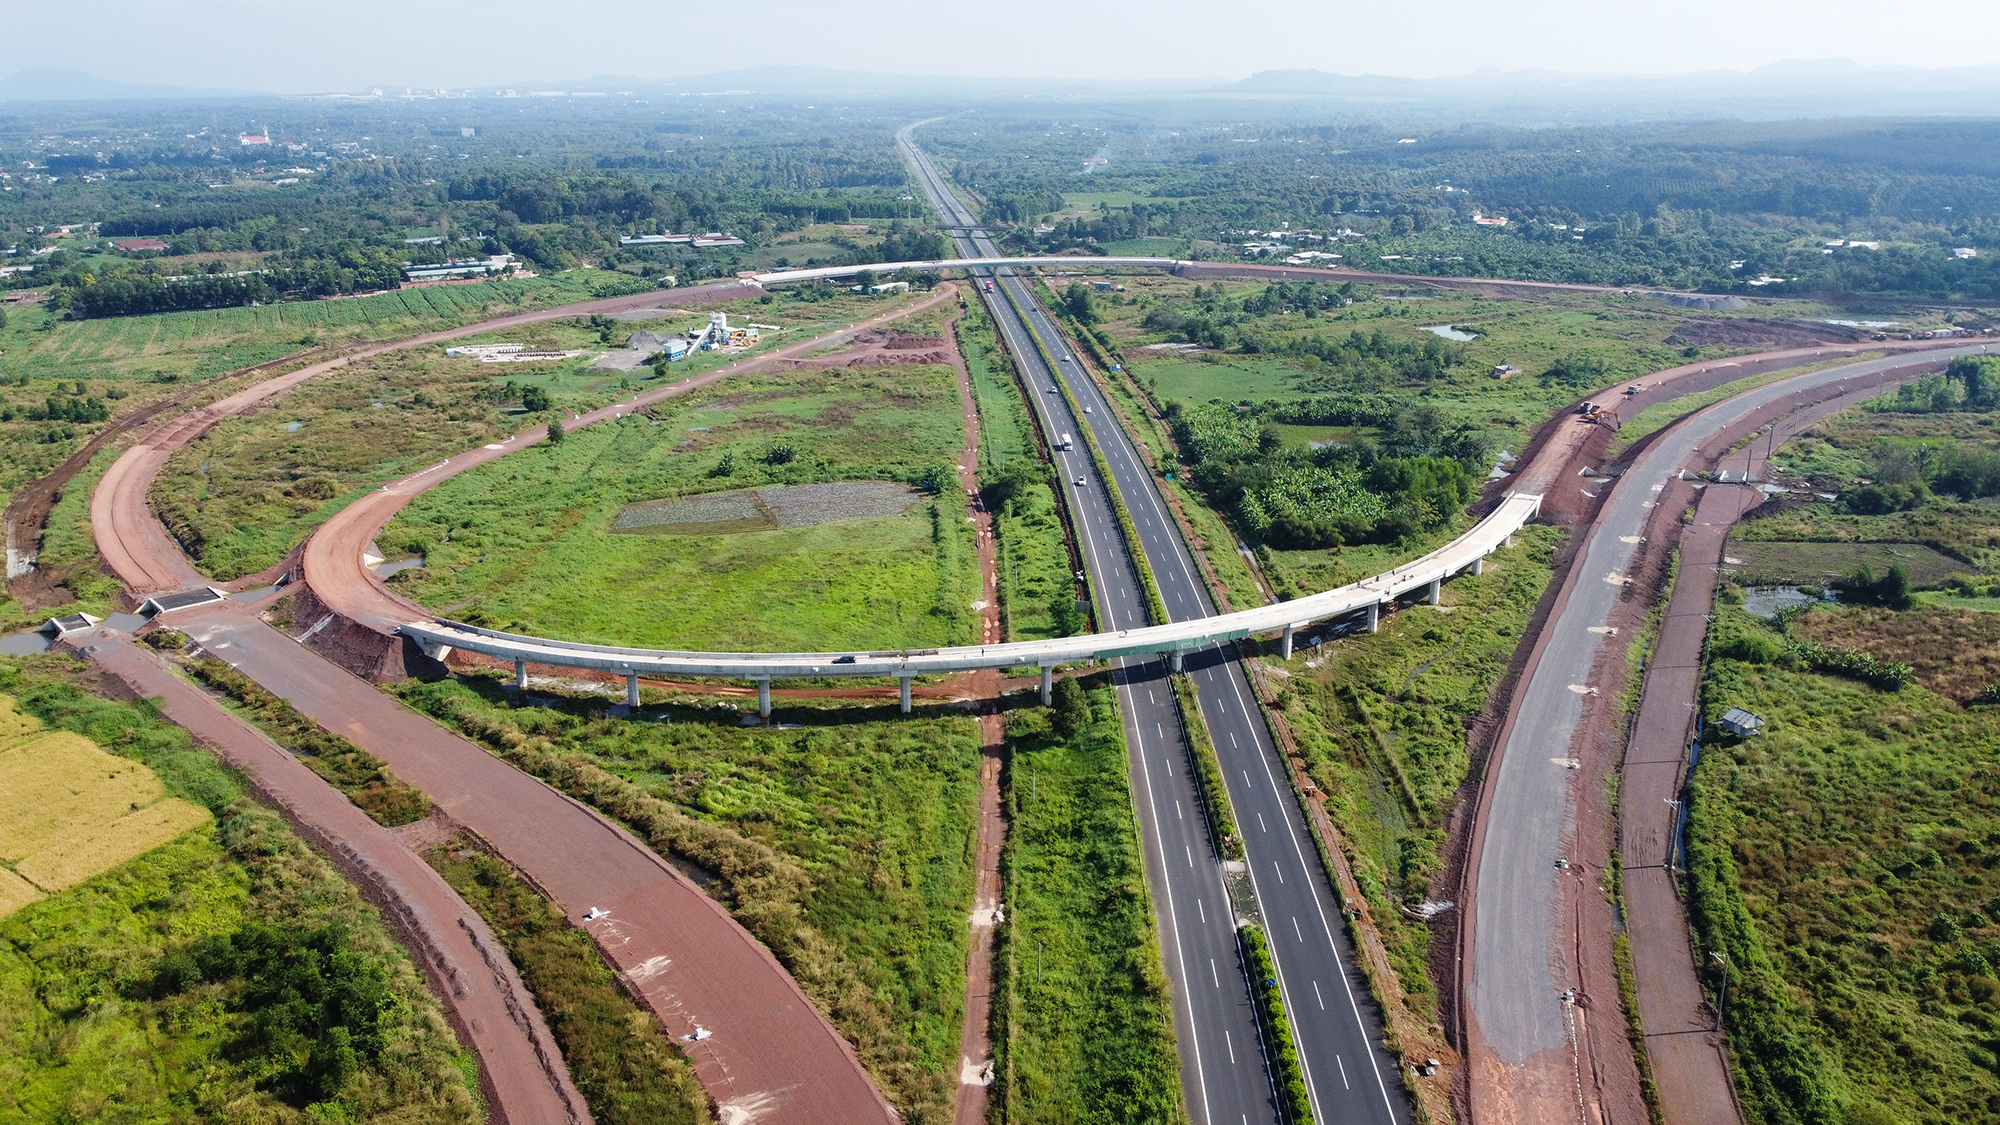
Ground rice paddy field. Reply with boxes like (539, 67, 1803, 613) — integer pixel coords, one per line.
(0, 658, 478, 1124)
(0, 712, 211, 911)
(385, 361, 979, 652)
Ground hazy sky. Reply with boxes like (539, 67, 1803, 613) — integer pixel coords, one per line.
(15, 0, 2000, 92)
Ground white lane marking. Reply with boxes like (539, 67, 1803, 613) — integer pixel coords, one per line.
(1225, 1030, 1235, 1065)
(1148, 690, 1156, 704)
(1211, 958, 1220, 988)
(1258, 812, 1268, 833)
(1337, 1055, 1349, 1089)
(1199, 898, 1206, 923)
(1274, 862, 1285, 884)
(1186, 845, 1194, 868)
(1176, 799, 1183, 820)
(1112, 661, 1215, 1124)
(1157, 723, 1164, 739)
(1293, 916, 1304, 942)
(1229, 732, 1238, 748)
(1314, 980, 1326, 1009)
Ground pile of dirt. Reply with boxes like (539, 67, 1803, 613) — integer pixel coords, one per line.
(1665, 318, 1868, 350)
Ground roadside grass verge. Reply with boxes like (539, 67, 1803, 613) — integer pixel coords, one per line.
(181, 653, 432, 826)
(385, 361, 978, 652)
(426, 841, 711, 1125)
(0, 655, 480, 1124)
(394, 674, 980, 1125)
(1272, 526, 1559, 1013)
(995, 687, 1181, 1123)
(960, 299, 1075, 642)
(1690, 604, 2000, 1125)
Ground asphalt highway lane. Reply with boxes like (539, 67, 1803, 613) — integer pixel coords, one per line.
(1466, 344, 1995, 1116)
(904, 121, 1406, 1125)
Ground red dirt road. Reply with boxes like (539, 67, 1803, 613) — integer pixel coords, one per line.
(295, 284, 961, 638)
(1615, 367, 1936, 1125)
(77, 633, 590, 1125)
(90, 278, 763, 599)
(164, 598, 898, 1125)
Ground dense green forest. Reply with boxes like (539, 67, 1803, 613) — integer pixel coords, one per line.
(925, 115, 2000, 298)
(0, 99, 945, 316)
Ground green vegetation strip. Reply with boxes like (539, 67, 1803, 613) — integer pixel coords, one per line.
(180, 649, 433, 826)
(960, 299, 1081, 642)
(997, 684, 1182, 1122)
(0, 658, 478, 1124)
(1000, 279, 1168, 625)
(426, 845, 710, 1125)
(1609, 355, 1877, 456)
(1172, 673, 1245, 861)
(1240, 924, 1315, 1125)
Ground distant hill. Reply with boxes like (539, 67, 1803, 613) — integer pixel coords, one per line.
(0, 68, 265, 102)
(1224, 61, 2000, 121)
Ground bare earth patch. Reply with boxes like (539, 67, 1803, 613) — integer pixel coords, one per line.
(1793, 604, 2000, 701)
(611, 481, 924, 535)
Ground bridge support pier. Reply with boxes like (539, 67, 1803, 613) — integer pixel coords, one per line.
(1170, 650, 1184, 673)
(514, 657, 527, 692)
(1427, 577, 1442, 606)
(1040, 665, 1053, 705)
(1281, 624, 1295, 660)
(626, 671, 640, 708)
(1504, 532, 1514, 549)
(1366, 602, 1381, 634)
(757, 679, 772, 720)
(899, 677, 912, 714)
(1471, 555, 1484, 576)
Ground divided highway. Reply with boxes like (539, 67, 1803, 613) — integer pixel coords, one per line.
(902, 120, 1408, 1125)
(901, 122, 1279, 1125)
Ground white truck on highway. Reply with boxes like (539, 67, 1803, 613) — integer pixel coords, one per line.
(1057, 432, 1074, 451)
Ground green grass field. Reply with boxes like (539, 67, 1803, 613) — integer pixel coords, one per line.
(394, 676, 980, 1125)
(960, 301, 1077, 641)
(0, 656, 479, 1125)
(994, 685, 1182, 1123)
(1691, 605, 2000, 1125)
(387, 361, 978, 652)
(1274, 526, 1559, 1015)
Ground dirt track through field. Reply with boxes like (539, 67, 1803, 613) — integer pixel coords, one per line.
(76, 633, 591, 1125)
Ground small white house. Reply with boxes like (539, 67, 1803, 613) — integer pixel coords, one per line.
(1718, 708, 1765, 738)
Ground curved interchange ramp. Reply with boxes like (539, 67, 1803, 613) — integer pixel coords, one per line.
(400, 495, 1543, 702)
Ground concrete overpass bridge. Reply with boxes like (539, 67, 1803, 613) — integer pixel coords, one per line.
(400, 493, 1542, 717)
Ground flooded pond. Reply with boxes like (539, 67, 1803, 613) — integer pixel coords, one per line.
(1741, 585, 1832, 619)
(1421, 325, 1478, 341)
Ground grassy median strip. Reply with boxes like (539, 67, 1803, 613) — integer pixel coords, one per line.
(1000, 280, 1168, 625)
(181, 651, 433, 827)
(997, 682, 1182, 1123)
(1172, 673, 1246, 861)
(426, 841, 711, 1125)
(1240, 924, 1316, 1125)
